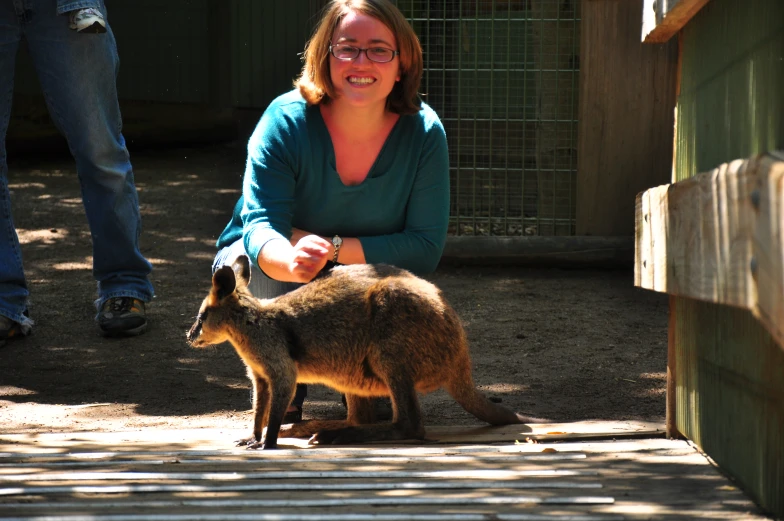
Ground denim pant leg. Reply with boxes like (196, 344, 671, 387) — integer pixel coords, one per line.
(214, 239, 308, 407)
(55, 0, 102, 15)
(0, 1, 33, 327)
(23, 0, 154, 309)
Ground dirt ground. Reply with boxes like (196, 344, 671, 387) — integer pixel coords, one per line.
(0, 143, 669, 435)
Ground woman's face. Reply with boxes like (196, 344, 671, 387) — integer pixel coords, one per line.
(329, 11, 400, 110)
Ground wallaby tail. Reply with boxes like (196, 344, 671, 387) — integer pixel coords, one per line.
(445, 354, 536, 425)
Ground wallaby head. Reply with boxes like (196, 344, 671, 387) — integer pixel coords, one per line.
(186, 255, 252, 348)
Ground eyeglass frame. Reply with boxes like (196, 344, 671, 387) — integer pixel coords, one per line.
(328, 43, 400, 63)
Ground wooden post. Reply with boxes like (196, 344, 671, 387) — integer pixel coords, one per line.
(576, 0, 678, 236)
(665, 295, 683, 439)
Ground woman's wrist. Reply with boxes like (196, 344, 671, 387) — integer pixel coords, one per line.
(330, 235, 342, 263)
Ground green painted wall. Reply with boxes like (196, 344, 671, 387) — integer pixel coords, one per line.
(673, 300, 783, 517)
(230, 1, 327, 109)
(673, 0, 784, 517)
(675, 0, 783, 181)
(8, 1, 324, 147)
(111, 0, 212, 104)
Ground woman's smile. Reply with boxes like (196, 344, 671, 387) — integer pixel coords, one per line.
(347, 76, 376, 86)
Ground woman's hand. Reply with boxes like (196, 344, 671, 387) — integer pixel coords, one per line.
(288, 234, 331, 283)
(290, 227, 365, 268)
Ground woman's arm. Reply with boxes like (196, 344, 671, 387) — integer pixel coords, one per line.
(358, 117, 450, 274)
(240, 100, 333, 283)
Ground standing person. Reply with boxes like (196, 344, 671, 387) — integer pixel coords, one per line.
(0, 0, 154, 347)
(213, 0, 450, 422)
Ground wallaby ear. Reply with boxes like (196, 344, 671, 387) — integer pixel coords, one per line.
(212, 265, 237, 301)
(231, 254, 251, 289)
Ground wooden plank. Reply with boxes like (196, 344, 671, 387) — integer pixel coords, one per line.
(576, 0, 678, 236)
(0, 469, 596, 482)
(642, 0, 713, 43)
(635, 153, 784, 349)
(0, 495, 619, 511)
(426, 422, 663, 444)
(0, 421, 664, 454)
(0, 513, 624, 521)
(0, 438, 769, 520)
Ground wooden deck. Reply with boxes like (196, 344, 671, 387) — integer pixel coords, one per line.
(0, 422, 772, 521)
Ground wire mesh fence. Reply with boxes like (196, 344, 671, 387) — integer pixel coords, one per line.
(397, 0, 580, 236)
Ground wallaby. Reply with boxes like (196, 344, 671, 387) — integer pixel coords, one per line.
(186, 255, 539, 449)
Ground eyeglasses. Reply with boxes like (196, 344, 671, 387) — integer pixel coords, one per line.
(329, 44, 399, 63)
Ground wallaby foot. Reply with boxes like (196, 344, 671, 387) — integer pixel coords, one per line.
(247, 440, 279, 450)
(308, 423, 425, 446)
(236, 436, 277, 449)
(235, 434, 260, 447)
(236, 431, 280, 450)
(279, 419, 353, 439)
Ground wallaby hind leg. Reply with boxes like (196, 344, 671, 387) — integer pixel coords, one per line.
(309, 373, 425, 445)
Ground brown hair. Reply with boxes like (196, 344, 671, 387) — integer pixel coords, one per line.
(295, 0, 423, 114)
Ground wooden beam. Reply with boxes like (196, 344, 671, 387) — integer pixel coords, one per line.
(642, 0, 713, 43)
(634, 153, 784, 349)
(441, 236, 634, 267)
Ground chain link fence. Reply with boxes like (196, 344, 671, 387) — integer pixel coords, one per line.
(398, 0, 580, 236)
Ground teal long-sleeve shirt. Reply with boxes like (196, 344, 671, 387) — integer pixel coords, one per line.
(216, 90, 450, 275)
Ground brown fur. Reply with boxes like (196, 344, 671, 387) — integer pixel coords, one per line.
(186, 255, 539, 449)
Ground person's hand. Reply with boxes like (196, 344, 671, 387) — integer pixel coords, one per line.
(288, 234, 331, 283)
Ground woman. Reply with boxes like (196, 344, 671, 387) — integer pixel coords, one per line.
(213, 0, 450, 421)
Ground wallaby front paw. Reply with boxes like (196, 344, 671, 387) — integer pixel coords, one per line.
(247, 440, 278, 450)
(235, 435, 260, 447)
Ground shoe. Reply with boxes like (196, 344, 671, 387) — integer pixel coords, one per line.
(0, 315, 30, 348)
(97, 297, 147, 337)
(69, 8, 107, 33)
(283, 405, 303, 424)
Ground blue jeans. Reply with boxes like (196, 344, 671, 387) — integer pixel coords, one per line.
(0, 0, 154, 326)
(55, 0, 100, 15)
(214, 239, 308, 407)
